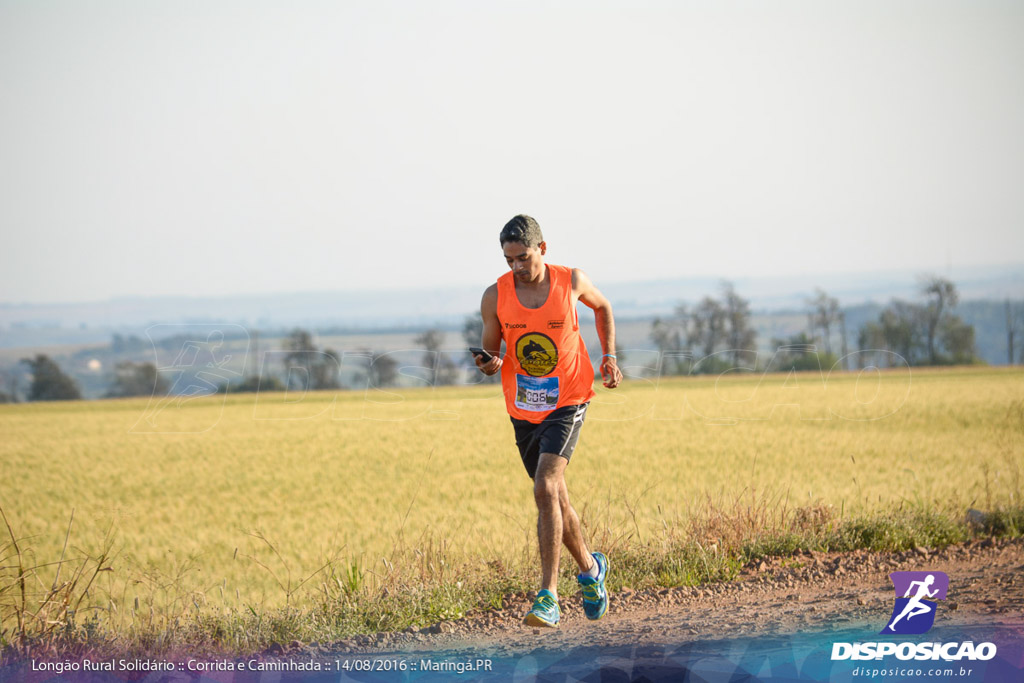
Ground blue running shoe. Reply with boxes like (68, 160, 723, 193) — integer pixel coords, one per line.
(523, 589, 561, 628)
(577, 551, 609, 620)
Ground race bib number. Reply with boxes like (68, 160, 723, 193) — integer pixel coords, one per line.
(515, 375, 559, 412)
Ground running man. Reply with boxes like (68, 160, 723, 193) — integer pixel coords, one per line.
(887, 574, 939, 631)
(474, 215, 623, 628)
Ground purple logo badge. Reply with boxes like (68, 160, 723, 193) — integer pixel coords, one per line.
(881, 571, 949, 635)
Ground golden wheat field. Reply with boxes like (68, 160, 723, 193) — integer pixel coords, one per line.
(1, 366, 1022, 613)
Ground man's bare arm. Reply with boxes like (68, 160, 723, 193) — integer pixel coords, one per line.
(573, 268, 622, 389)
(476, 284, 503, 376)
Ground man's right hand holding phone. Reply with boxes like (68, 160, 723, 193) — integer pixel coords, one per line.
(471, 348, 502, 376)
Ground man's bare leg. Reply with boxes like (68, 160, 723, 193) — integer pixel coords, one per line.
(558, 477, 595, 572)
(534, 453, 593, 595)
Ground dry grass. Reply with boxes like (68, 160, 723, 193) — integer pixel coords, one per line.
(1, 366, 1022, 658)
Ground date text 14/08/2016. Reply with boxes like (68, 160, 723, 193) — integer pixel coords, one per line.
(340, 658, 493, 674)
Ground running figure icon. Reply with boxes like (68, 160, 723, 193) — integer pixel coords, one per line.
(886, 574, 939, 631)
(881, 571, 949, 635)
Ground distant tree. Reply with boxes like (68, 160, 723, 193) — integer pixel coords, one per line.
(879, 300, 925, 364)
(283, 328, 317, 391)
(462, 313, 500, 383)
(20, 354, 82, 401)
(649, 316, 680, 352)
(858, 277, 977, 367)
(769, 331, 837, 372)
(939, 315, 977, 365)
(414, 329, 458, 386)
(221, 374, 286, 393)
(370, 352, 399, 388)
(282, 329, 342, 391)
(0, 369, 19, 403)
(415, 329, 445, 354)
(1007, 299, 1023, 365)
(343, 347, 400, 389)
(920, 275, 959, 365)
(838, 311, 849, 369)
(104, 361, 169, 398)
(721, 282, 757, 366)
(652, 289, 749, 375)
(462, 314, 483, 348)
(309, 347, 342, 390)
(856, 320, 887, 368)
(807, 288, 841, 356)
(688, 296, 726, 358)
(650, 315, 684, 375)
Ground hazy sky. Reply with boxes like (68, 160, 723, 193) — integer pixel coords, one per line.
(2, 1, 1022, 305)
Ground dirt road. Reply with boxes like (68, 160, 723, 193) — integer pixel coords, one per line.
(328, 536, 1023, 658)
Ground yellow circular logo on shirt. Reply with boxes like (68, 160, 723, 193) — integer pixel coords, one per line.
(516, 333, 558, 377)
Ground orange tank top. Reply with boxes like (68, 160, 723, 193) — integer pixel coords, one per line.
(496, 263, 596, 423)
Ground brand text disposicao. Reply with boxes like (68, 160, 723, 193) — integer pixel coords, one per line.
(832, 641, 997, 662)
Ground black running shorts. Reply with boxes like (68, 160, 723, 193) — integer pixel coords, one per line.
(510, 402, 589, 479)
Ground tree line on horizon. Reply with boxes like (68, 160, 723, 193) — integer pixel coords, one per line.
(648, 275, 989, 375)
(0, 326, 484, 402)
(2, 276, 1022, 403)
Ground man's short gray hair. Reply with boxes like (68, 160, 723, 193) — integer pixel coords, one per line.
(500, 214, 544, 248)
